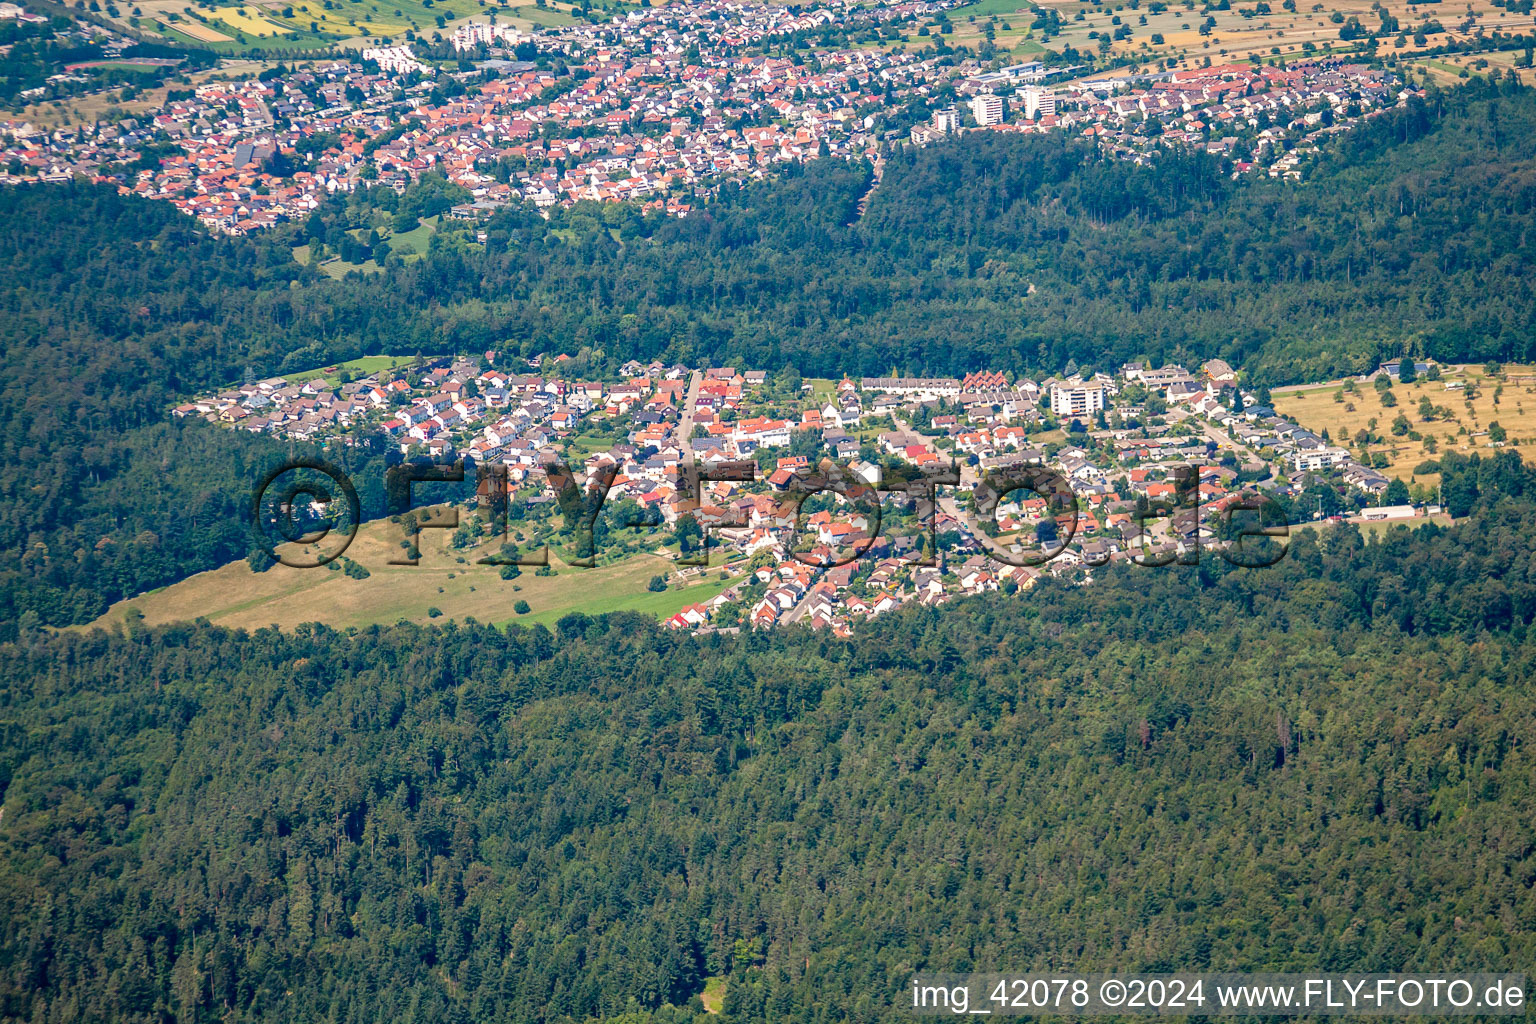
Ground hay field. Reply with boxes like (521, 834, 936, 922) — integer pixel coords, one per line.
(175, 19, 236, 41)
(81, 511, 733, 633)
(1275, 364, 1536, 486)
(213, 5, 295, 35)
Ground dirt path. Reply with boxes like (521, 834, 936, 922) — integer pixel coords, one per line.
(846, 159, 884, 225)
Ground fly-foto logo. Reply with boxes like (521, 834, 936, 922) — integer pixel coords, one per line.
(251, 457, 1291, 570)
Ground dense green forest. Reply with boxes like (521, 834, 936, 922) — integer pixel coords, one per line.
(4, 79, 1536, 631)
(2, 452, 1535, 1023)
(271, 77, 1536, 388)
(7, 84, 1536, 1020)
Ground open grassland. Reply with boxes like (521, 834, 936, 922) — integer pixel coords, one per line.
(386, 217, 437, 256)
(82, 513, 739, 632)
(514, 566, 744, 628)
(1275, 364, 1536, 486)
(920, 0, 1536, 79)
(315, 254, 386, 276)
(276, 352, 420, 388)
(294, 216, 438, 277)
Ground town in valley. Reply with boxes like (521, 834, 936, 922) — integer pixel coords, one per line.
(3, 0, 1463, 232)
(198, 348, 1516, 634)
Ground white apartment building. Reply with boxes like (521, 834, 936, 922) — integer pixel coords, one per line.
(1023, 86, 1057, 120)
(362, 45, 430, 76)
(1050, 382, 1106, 418)
(970, 92, 1004, 127)
(450, 21, 530, 52)
(1291, 447, 1350, 472)
(932, 106, 960, 134)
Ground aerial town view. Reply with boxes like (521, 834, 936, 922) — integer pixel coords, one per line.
(5, 0, 1522, 227)
(4, 0, 1536, 1021)
(134, 350, 1512, 634)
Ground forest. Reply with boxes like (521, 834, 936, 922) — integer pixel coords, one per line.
(2, 452, 1535, 1023)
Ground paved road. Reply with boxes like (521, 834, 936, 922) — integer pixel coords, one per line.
(1191, 417, 1261, 463)
(677, 369, 702, 460)
(886, 414, 1029, 563)
(780, 588, 820, 624)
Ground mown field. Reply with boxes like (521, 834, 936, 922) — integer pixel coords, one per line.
(1275, 364, 1536, 487)
(278, 352, 420, 388)
(82, 512, 743, 632)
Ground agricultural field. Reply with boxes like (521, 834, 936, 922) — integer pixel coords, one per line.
(83, 512, 744, 633)
(1406, 45, 1535, 84)
(1275, 364, 1536, 488)
(91, 0, 1536, 74)
(909, 0, 1536, 79)
(212, 5, 294, 36)
(171, 19, 235, 41)
(113, 0, 584, 52)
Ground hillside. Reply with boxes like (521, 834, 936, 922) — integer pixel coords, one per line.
(80, 516, 741, 632)
(3, 453, 1536, 1023)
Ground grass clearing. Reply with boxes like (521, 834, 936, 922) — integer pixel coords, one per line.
(81, 514, 738, 633)
(700, 977, 726, 1014)
(278, 353, 420, 388)
(513, 568, 743, 628)
(1275, 364, 1536, 484)
(386, 217, 437, 255)
(316, 256, 385, 277)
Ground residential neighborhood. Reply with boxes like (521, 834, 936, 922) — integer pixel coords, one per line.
(2, 0, 1414, 232)
(203, 348, 1454, 637)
